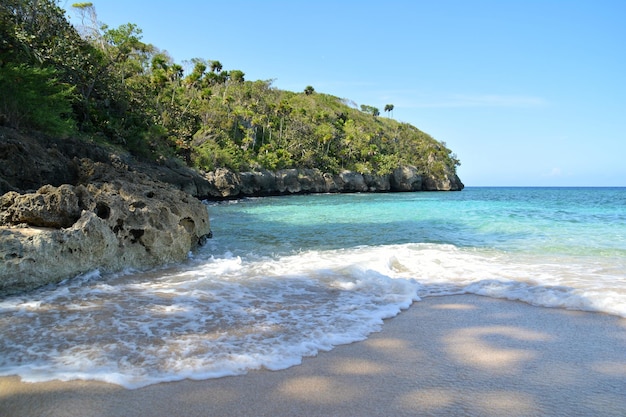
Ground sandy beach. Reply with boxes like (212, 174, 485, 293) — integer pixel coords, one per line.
(1, 294, 625, 417)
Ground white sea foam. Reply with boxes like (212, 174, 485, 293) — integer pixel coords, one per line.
(377, 243, 626, 316)
(1, 241, 624, 389)
(0, 246, 422, 388)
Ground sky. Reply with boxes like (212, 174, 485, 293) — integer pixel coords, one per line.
(62, 0, 626, 186)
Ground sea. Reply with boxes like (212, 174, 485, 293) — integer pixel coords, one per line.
(1, 187, 625, 389)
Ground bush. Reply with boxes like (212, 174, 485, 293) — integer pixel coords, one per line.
(0, 64, 76, 136)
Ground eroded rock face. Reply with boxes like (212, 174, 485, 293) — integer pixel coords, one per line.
(390, 166, 422, 191)
(420, 162, 465, 191)
(239, 170, 277, 196)
(0, 128, 214, 295)
(0, 181, 211, 296)
(1, 185, 82, 228)
(0, 127, 214, 199)
(201, 165, 463, 199)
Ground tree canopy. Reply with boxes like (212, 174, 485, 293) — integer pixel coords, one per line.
(0, 0, 460, 179)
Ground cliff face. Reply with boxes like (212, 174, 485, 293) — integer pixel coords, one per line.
(202, 165, 464, 199)
(0, 127, 214, 198)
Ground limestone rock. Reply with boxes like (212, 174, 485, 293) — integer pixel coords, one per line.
(0, 181, 211, 296)
(200, 165, 463, 199)
(421, 161, 465, 191)
(0, 184, 82, 228)
(336, 171, 369, 192)
(321, 173, 339, 193)
(273, 169, 330, 194)
(363, 174, 391, 192)
(275, 169, 302, 194)
(204, 168, 242, 198)
(390, 166, 422, 191)
(240, 170, 277, 196)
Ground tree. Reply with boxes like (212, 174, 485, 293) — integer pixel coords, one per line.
(276, 99, 292, 145)
(229, 69, 245, 83)
(0, 64, 76, 135)
(304, 85, 315, 95)
(0, 0, 85, 135)
(384, 104, 394, 118)
(360, 104, 379, 117)
(71, 2, 102, 46)
(101, 22, 150, 83)
(184, 58, 207, 87)
(209, 60, 223, 73)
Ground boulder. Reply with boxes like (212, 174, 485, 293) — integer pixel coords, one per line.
(276, 169, 302, 194)
(0, 185, 82, 228)
(364, 173, 391, 192)
(295, 169, 328, 193)
(323, 172, 341, 193)
(240, 170, 277, 196)
(422, 173, 465, 191)
(336, 171, 369, 192)
(0, 180, 211, 296)
(390, 166, 422, 191)
(133, 157, 215, 199)
(204, 168, 242, 198)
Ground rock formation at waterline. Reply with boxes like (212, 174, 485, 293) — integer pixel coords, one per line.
(202, 165, 463, 199)
(0, 179, 211, 296)
(0, 128, 211, 296)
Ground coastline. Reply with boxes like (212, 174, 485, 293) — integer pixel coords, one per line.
(1, 294, 625, 417)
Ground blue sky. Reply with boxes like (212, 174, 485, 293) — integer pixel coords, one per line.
(62, 0, 625, 186)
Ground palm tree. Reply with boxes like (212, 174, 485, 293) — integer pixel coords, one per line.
(209, 60, 223, 73)
(384, 104, 394, 118)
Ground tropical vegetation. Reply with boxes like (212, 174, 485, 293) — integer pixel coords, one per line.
(0, 0, 460, 179)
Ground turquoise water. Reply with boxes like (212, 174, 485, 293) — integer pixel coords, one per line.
(213, 187, 626, 256)
(1, 187, 625, 388)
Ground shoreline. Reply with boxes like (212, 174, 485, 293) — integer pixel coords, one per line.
(1, 294, 625, 417)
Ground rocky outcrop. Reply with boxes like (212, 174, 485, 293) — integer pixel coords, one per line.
(0, 127, 212, 198)
(201, 166, 463, 199)
(419, 154, 466, 191)
(389, 166, 422, 191)
(0, 128, 211, 296)
(0, 180, 211, 296)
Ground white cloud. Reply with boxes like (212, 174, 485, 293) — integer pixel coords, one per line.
(544, 167, 563, 177)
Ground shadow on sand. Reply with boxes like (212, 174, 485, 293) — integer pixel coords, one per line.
(1, 294, 625, 417)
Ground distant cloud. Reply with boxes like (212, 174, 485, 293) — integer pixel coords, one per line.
(543, 167, 576, 180)
(545, 167, 563, 177)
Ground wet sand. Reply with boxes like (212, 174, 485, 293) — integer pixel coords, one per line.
(1, 294, 625, 417)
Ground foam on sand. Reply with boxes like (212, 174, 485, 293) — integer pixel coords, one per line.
(1, 294, 625, 417)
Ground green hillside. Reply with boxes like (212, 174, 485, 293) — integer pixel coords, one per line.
(0, 0, 460, 180)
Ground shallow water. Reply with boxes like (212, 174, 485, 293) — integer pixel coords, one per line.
(1, 187, 625, 388)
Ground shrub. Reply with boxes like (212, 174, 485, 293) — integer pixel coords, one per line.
(0, 64, 76, 136)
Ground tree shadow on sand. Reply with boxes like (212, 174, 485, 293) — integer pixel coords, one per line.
(1, 292, 625, 417)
